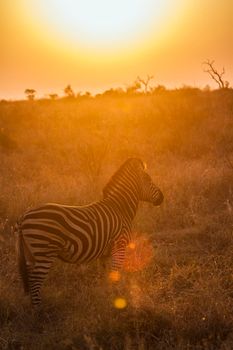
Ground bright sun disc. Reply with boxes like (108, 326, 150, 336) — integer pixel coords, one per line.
(25, 0, 176, 50)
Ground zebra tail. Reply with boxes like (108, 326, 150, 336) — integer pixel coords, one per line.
(15, 222, 30, 295)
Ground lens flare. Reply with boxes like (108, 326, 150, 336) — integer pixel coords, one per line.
(128, 242, 136, 250)
(114, 298, 127, 309)
(109, 271, 121, 282)
(124, 235, 154, 272)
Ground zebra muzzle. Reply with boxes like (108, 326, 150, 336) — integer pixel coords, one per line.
(153, 191, 164, 206)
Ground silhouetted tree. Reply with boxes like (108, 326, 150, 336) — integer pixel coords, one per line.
(84, 91, 91, 98)
(136, 75, 154, 94)
(76, 92, 82, 98)
(151, 85, 166, 94)
(102, 87, 124, 96)
(203, 84, 211, 92)
(24, 89, 36, 100)
(64, 85, 75, 98)
(126, 80, 141, 95)
(49, 93, 58, 100)
(203, 60, 229, 89)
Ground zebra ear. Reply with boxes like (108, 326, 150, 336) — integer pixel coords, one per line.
(133, 158, 147, 171)
(127, 158, 146, 170)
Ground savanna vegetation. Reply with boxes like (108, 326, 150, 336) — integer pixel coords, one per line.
(0, 87, 233, 349)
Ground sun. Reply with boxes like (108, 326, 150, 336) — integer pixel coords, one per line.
(24, 0, 178, 51)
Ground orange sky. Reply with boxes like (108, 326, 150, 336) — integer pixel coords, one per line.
(1, 0, 233, 99)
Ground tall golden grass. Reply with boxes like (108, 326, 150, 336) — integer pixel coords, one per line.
(0, 88, 233, 349)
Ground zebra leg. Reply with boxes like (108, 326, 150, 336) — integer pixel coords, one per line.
(27, 256, 56, 307)
(109, 240, 126, 282)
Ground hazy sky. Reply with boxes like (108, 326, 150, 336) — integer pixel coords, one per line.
(1, 0, 233, 99)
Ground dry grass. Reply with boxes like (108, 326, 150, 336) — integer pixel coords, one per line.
(0, 89, 233, 349)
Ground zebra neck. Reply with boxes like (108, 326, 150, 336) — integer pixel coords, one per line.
(104, 190, 139, 221)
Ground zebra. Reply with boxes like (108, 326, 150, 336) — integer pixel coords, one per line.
(15, 158, 163, 307)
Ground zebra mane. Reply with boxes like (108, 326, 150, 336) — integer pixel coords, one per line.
(103, 158, 146, 197)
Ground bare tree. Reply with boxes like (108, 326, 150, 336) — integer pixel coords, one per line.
(136, 75, 154, 94)
(203, 60, 229, 89)
(24, 89, 36, 100)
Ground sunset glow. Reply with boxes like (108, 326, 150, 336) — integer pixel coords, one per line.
(1, 0, 232, 99)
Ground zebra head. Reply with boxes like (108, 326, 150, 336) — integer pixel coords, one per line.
(103, 158, 163, 206)
(139, 171, 164, 206)
(132, 160, 164, 206)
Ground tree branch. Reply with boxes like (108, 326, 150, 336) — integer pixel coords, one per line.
(203, 60, 228, 89)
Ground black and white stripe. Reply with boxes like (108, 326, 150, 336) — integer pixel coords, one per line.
(15, 158, 163, 307)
